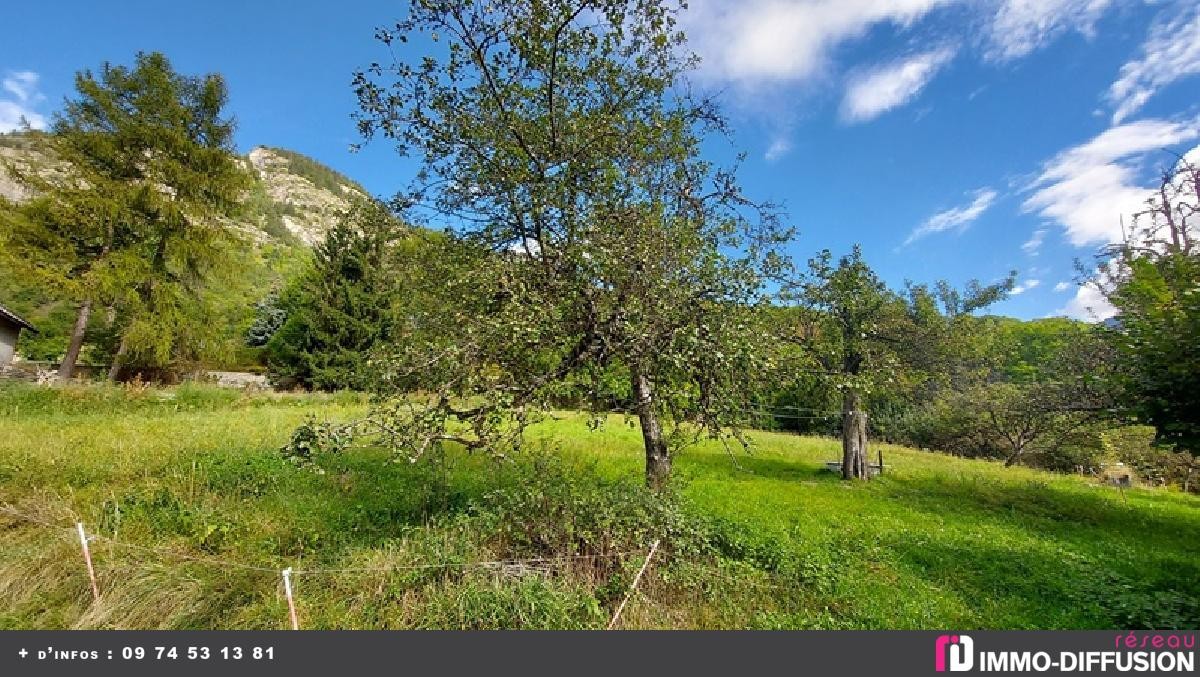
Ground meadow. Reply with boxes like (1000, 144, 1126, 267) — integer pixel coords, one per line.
(1, 382, 1197, 630)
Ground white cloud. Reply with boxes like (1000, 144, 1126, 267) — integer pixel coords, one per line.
(683, 0, 958, 85)
(1021, 227, 1047, 255)
(1010, 278, 1041, 295)
(1107, 3, 1200, 124)
(0, 70, 47, 133)
(841, 46, 956, 123)
(986, 0, 1117, 61)
(764, 137, 793, 162)
(1023, 118, 1200, 247)
(1056, 282, 1117, 320)
(904, 187, 997, 246)
(1053, 281, 1072, 292)
(683, 1, 1124, 85)
(3, 71, 40, 103)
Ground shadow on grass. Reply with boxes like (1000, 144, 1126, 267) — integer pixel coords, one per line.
(679, 448, 835, 483)
(863, 473, 1200, 628)
(876, 472, 1200, 546)
(879, 530, 1200, 629)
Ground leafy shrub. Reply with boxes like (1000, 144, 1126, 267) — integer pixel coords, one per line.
(472, 450, 708, 567)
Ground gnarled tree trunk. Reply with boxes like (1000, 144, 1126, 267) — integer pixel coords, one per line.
(57, 298, 92, 381)
(842, 388, 869, 480)
(632, 368, 670, 489)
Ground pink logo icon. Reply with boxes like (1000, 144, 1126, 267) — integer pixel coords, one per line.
(935, 634, 975, 672)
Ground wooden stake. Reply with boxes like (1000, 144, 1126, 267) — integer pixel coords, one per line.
(76, 522, 100, 603)
(282, 568, 299, 630)
(607, 539, 660, 630)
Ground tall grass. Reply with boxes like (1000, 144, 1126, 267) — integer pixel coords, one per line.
(0, 382, 1197, 629)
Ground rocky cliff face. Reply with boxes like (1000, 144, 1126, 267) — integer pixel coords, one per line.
(0, 134, 366, 248)
(245, 146, 368, 246)
(0, 140, 50, 203)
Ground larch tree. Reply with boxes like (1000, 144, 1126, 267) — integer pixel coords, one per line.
(342, 0, 787, 487)
(0, 52, 250, 380)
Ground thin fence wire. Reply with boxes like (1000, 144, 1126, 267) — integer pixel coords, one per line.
(0, 504, 635, 577)
(2, 503, 819, 630)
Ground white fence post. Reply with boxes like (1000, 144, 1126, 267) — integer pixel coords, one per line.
(75, 521, 100, 602)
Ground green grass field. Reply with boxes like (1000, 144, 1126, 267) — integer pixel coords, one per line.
(1, 383, 1197, 629)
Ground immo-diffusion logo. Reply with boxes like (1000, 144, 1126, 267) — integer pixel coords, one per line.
(934, 633, 1196, 673)
(935, 634, 973, 672)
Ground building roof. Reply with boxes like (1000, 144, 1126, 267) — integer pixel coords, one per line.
(0, 303, 37, 333)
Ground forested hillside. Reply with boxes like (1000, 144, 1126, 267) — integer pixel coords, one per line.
(0, 131, 362, 369)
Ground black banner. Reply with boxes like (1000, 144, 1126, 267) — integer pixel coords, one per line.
(0, 630, 1194, 677)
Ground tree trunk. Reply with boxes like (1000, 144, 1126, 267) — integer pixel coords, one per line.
(842, 389, 869, 480)
(1003, 445, 1024, 467)
(107, 335, 129, 382)
(57, 299, 92, 381)
(632, 369, 670, 489)
(998, 441, 1027, 468)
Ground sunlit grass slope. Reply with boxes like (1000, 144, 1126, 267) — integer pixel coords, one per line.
(1, 383, 1196, 629)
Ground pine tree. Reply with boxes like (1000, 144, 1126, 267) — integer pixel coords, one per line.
(266, 201, 406, 390)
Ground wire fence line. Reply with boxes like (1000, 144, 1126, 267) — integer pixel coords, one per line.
(1, 503, 667, 629)
(0, 504, 639, 577)
(1, 503, 812, 629)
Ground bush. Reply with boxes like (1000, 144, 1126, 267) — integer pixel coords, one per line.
(470, 449, 709, 566)
(1105, 426, 1198, 492)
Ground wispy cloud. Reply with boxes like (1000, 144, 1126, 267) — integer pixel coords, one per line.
(1010, 278, 1041, 295)
(985, 0, 1116, 62)
(1107, 3, 1200, 124)
(764, 136, 793, 162)
(904, 188, 997, 246)
(683, 1, 1122, 85)
(680, 1, 1127, 163)
(683, 0, 957, 85)
(1053, 281, 1072, 292)
(841, 46, 956, 123)
(0, 70, 47, 133)
(1023, 118, 1200, 247)
(1021, 228, 1047, 256)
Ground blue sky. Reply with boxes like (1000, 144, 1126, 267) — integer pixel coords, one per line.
(3, 0, 1199, 321)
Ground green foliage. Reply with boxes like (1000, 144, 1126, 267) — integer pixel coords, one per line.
(245, 290, 286, 347)
(1105, 426, 1198, 489)
(1106, 256, 1200, 454)
(774, 246, 1012, 477)
(265, 200, 412, 390)
(352, 0, 788, 484)
(0, 52, 252, 377)
(1095, 158, 1200, 457)
(476, 449, 706, 562)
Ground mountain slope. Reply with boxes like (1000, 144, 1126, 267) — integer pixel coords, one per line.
(0, 132, 372, 366)
(245, 146, 369, 246)
(0, 132, 367, 247)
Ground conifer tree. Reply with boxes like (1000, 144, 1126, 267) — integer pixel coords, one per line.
(266, 201, 406, 390)
(0, 52, 249, 379)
